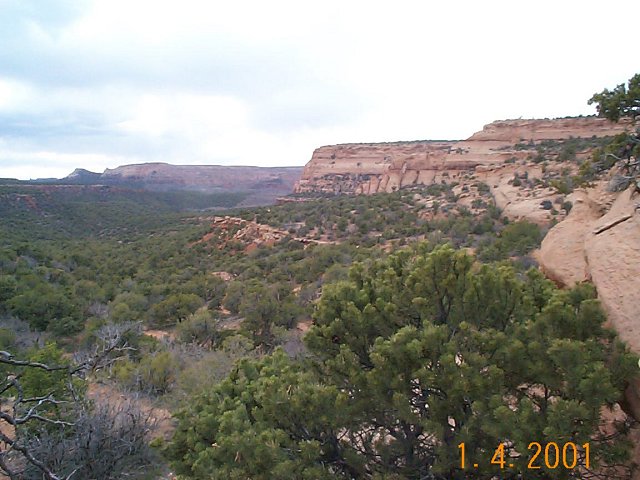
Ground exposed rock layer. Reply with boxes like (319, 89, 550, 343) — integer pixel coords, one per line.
(295, 117, 628, 195)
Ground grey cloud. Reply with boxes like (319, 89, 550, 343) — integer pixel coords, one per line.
(0, 111, 112, 139)
(0, 109, 186, 161)
(0, 44, 363, 153)
(0, 1, 370, 175)
(0, 15, 328, 102)
(0, 2, 362, 133)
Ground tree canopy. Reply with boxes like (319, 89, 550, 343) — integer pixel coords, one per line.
(169, 244, 637, 479)
(589, 73, 640, 123)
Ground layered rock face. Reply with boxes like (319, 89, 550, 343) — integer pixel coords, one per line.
(466, 117, 628, 143)
(295, 117, 628, 195)
(101, 163, 303, 193)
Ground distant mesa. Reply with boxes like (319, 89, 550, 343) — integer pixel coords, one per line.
(60, 162, 301, 192)
(0, 162, 304, 207)
(24, 162, 305, 205)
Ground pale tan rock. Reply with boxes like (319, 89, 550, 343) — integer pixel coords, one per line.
(584, 188, 640, 351)
(211, 271, 234, 282)
(467, 117, 630, 143)
(536, 191, 602, 286)
(295, 117, 629, 196)
(536, 182, 640, 421)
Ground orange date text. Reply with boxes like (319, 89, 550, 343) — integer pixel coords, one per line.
(457, 441, 590, 470)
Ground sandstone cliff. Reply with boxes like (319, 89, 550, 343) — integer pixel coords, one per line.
(295, 117, 628, 195)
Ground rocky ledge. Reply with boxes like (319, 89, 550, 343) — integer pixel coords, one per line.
(295, 117, 628, 195)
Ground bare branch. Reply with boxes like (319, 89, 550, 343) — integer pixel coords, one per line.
(0, 430, 63, 480)
(0, 321, 147, 479)
(0, 352, 72, 373)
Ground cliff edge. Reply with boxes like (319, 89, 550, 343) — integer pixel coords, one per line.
(295, 117, 627, 195)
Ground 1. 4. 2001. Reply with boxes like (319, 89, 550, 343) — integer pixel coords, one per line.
(458, 441, 590, 470)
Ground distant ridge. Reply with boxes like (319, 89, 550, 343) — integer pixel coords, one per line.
(0, 163, 304, 207)
(95, 162, 302, 193)
(65, 168, 102, 183)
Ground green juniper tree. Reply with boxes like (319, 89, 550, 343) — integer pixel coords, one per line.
(589, 73, 640, 123)
(169, 244, 637, 479)
(589, 73, 640, 188)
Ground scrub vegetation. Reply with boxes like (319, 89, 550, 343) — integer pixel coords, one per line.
(1, 75, 639, 479)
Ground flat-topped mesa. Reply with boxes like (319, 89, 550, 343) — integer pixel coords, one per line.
(295, 117, 630, 195)
(100, 163, 303, 191)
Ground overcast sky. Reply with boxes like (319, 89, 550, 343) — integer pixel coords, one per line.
(0, 0, 638, 179)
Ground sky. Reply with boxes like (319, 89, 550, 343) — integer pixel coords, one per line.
(0, 0, 639, 180)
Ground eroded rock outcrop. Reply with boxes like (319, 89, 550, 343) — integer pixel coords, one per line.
(295, 117, 628, 195)
(585, 188, 640, 351)
(192, 216, 325, 252)
(537, 182, 640, 418)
